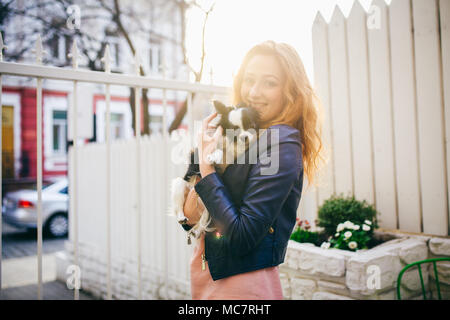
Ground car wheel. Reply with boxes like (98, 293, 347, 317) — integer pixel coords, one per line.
(44, 213, 68, 238)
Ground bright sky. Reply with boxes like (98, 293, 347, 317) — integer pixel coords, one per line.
(186, 0, 389, 87)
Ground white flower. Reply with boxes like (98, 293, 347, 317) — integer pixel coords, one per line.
(321, 242, 331, 249)
(336, 224, 344, 232)
(352, 224, 360, 230)
(335, 232, 340, 237)
(348, 241, 358, 249)
(344, 221, 354, 229)
(364, 220, 372, 225)
(344, 231, 352, 239)
(362, 224, 371, 231)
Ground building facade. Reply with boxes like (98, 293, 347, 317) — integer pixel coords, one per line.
(1, 0, 189, 182)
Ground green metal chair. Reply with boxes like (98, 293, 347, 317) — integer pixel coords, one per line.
(397, 257, 450, 300)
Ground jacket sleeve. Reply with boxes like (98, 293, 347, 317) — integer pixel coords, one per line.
(194, 127, 302, 257)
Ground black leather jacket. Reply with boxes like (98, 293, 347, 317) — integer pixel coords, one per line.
(185, 124, 304, 281)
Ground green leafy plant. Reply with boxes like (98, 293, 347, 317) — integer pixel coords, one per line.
(317, 193, 378, 239)
(290, 195, 382, 251)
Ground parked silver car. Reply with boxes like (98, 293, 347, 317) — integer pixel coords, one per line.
(2, 177, 69, 237)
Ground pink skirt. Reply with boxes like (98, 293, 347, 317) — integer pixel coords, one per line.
(190, 234, 283, 300)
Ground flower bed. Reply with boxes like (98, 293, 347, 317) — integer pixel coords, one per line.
(280, 230, 450, 300)
(283, 194, 450, 300)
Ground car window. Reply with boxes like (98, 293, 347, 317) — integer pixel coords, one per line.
(59, 186, 68, 194)
(42, 183, 53, 190)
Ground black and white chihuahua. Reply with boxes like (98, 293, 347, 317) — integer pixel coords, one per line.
(170, 100, 260, 243)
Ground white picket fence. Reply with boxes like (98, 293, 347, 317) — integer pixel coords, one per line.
(309, 0, 450, 236)
(68, 134, 198, 299)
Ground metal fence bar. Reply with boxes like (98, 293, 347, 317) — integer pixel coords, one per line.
(32, 35, 46, 301)
(0, 62, 229, 95)
(432, 261, 442, 300)
(416, 263, 427, 299)
(162, 67, 169, 299)
(103, 46, 112, 300)
(36, 75, 43, 300)
(72, 79, 80, 300)
(68, 40, 80, 301)
(105, 81, 112, 300)
(134, 54, 142, 300)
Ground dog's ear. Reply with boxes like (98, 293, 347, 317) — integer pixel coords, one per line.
(236, 102, 248, 109)
(213, 100, 228, 114)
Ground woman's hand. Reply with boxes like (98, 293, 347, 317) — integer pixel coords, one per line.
(198, 112, 223, 178)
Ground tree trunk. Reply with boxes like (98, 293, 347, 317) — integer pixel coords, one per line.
(128, 87, 151, 136)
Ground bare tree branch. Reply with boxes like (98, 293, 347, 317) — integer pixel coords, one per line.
(3, 0, 211, 135)
(168, 0, 215, 133)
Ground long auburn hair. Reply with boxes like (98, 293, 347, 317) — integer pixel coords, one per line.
(232, 40, 327, 188)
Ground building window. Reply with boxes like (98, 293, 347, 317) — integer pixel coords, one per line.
(149, 114, 163, 134)
(65, 35, 72, 60)
(105, 34, 121, 69)
(110, 42, 120, 68)
(149, 43, 162, 74)
(59, 186, 68, 194)
(47, 32, 67, 63)
(52, 110, 67, 154)
(48, 34, 60, 60)
(106, 112, 124, 140)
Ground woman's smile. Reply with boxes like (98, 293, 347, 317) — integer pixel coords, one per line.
(249, 101, 268, 109)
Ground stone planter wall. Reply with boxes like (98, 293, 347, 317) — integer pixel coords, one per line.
(56, 231, 450, 300)
(279, 231, 450, 300)
(55, 241, 190, 300)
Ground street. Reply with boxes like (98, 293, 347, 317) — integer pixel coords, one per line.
(1, 222, 66, 259)
(1, 221, 96, 300)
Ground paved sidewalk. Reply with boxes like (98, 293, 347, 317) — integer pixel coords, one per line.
(0, 280, 98, 300)
(2, 254, 57, 288)
(1, 253, 97, 300)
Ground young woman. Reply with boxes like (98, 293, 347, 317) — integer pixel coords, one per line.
(182, 40, 325, 299)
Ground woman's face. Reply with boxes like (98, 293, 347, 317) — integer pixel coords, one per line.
(240, 54, 286, 124)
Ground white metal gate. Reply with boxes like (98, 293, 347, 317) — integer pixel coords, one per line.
(0, 34, 229, 299)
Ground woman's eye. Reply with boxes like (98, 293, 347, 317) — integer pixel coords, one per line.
(244, 77, 254, 85)
(265, 80, 278, 87)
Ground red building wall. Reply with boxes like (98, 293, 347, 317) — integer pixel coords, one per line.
(4, 86, 185, 180)
(18, 87, 68, 179)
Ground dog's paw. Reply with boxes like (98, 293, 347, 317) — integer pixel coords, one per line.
(176, 213, 189, 225)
